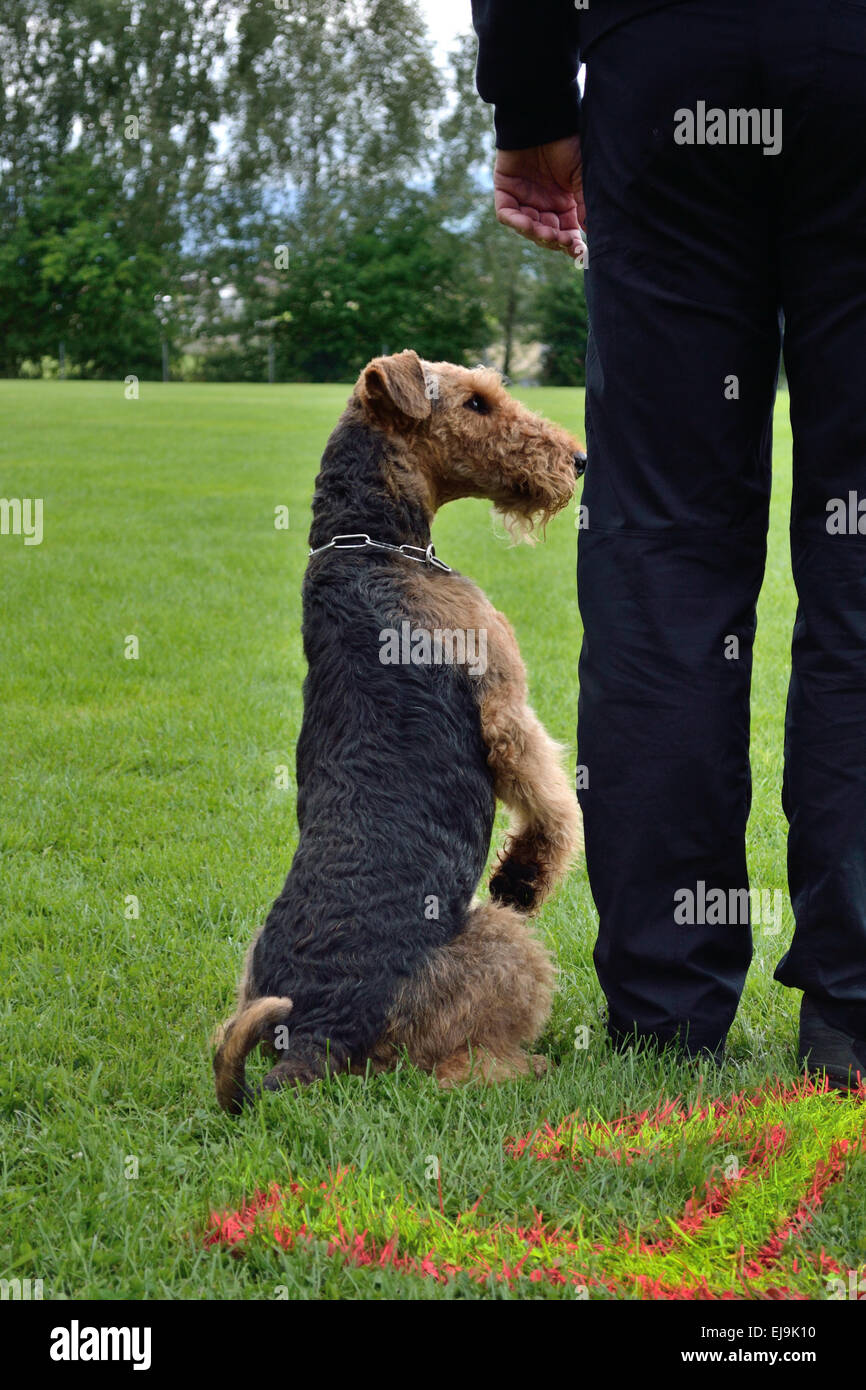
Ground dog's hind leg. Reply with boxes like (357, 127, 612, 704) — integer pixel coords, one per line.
(382, 899, 555, 1085)
(435, 1045, 550, 1086)
(260, 1056, 330, 1092)
(259, 1034, 358, 1095)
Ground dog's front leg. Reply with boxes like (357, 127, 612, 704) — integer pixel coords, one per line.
(479, 623, 582, 913)
(483, 696, 582, 911)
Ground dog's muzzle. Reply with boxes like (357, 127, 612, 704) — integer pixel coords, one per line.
(574, 450, 587, 477)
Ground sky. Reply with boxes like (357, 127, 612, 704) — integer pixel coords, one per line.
(419, 0, 474, 64)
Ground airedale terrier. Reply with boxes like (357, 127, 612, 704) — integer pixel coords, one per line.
(213, 349, 584, 1112)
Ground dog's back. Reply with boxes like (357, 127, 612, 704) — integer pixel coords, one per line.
(247, 551, 496, 1071)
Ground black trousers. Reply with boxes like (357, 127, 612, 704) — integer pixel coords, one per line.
(577, 0, 866, 1053)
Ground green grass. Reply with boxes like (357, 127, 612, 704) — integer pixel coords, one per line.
(1, 380, 864, 1300)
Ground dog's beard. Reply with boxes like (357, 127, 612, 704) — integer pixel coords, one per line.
(496, 506, 542, 545)
(495, 492, 572, 545)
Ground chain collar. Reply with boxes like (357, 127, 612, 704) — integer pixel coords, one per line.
(308, 532, 452, 573)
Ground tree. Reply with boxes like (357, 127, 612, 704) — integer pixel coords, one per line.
(0, 0, 225, 190)
(0, 0, 225, 375)
(0, 152, 165, 377)
(434, 33, 539, 379)
(206, 4, 491, 381)
(534, 254, 589, 386)
(228, 0, 443, 207)
(0, 0, 582, 381)
(263, 194, 488, 381)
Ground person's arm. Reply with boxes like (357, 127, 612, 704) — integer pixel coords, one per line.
(471, 0, 581, 150)
(471, 1, 586, 255)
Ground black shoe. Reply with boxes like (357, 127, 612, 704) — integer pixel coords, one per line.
(798, 996, 866, 1092)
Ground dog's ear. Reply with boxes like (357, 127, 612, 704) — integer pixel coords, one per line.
(357, 349, 432, 423)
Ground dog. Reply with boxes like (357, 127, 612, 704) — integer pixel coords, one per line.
(213, 349, 584, 1112)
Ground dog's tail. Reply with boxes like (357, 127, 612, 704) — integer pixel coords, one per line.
(213, 996, 294, 1115)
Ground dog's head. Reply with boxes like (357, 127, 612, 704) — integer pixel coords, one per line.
(354, 349, 582, 539)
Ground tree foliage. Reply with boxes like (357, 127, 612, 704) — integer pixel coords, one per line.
(0, 1, 586, 381)
(0, 151, 164, 376)
(534, 254, 589, 386)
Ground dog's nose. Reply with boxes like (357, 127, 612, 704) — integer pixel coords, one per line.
(574, 450, 587, 477)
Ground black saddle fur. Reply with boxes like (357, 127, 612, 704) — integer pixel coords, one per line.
(248, 406, 496, 1071)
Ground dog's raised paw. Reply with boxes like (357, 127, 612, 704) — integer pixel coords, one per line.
(489, 857, 542, 912)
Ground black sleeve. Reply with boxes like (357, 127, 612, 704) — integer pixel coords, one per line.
(470, 0, 581, 150)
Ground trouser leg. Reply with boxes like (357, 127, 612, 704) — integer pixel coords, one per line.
(577, 2, 781, 1052)
(772, 4, 866, 1039)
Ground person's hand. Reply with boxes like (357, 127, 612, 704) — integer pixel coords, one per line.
(493, 134, 586, 260)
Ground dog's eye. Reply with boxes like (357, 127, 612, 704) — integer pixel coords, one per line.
(464, 393, 490, 415)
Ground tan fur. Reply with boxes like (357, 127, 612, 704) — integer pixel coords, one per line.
(213, 995, 294, 1115)
(355, 350, 578, 539)
(401, 567, 583, 909)
(371, 899, 556, 1084)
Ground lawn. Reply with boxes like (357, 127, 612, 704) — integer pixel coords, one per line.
(1, 380, 863, 1300)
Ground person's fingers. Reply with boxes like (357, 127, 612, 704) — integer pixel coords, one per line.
(495, 187, 581, 230)
(513, 205, 583, 253)
(496, 206, 548, 237)
(550, 205, 581, 232)
(496, 193, 577, 231)
(494, 174, 577, 214)
(512, 203, 558, 228)
(496, 205, 581, 256)
(562, 227, 585, 259)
